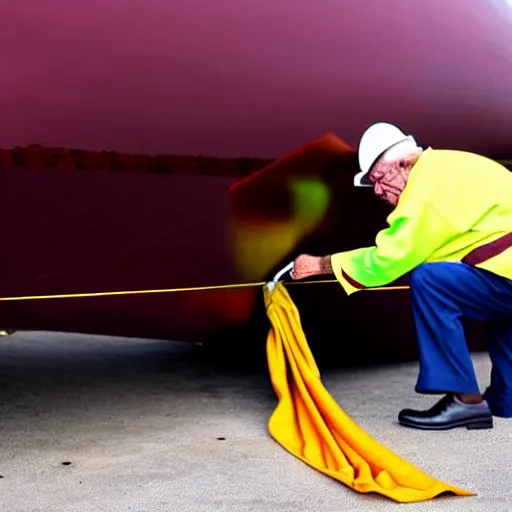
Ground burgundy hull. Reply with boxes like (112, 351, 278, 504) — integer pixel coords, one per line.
(0, 164, 252, 342)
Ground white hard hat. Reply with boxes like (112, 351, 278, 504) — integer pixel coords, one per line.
(354, 122, 418, 187)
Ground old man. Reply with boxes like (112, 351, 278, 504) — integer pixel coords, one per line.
(289, 121, 512, 431)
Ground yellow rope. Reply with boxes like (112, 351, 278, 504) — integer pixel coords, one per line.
(0, 280, 410, 302)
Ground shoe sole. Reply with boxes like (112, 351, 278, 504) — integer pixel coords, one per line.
(398, 417, 494, 431)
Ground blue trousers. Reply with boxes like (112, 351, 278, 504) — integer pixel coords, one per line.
(410, 262, 512, 417)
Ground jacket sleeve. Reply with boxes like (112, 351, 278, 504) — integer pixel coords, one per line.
(330, 198, 459, 295)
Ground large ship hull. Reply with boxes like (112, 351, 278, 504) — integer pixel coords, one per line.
(3, 1, 512, 363)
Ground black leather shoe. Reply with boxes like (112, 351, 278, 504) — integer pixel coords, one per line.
(398, 394, 493, 430)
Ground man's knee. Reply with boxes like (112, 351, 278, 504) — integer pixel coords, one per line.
(409, 262, 465, 297)
(410, 263, 438, 289)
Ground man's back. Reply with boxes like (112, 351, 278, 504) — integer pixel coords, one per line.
(403, 148, 512, 277)
(404, 148, 512, 232)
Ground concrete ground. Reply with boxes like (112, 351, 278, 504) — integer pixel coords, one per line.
(0, 331, 510, 512)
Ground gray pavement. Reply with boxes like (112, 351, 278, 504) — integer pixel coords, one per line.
(0, 331, 511, 512)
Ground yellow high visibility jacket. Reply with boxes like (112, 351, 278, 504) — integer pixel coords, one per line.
(331, 148, 512, 295)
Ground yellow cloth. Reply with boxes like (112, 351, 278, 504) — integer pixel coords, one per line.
(264, 282, 475, 503)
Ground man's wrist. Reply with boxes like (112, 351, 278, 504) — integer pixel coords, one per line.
(319, 255, 333, 275)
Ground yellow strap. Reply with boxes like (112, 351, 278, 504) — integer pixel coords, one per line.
(0, 280, 410, 302)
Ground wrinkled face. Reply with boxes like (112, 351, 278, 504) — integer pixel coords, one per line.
(367, 146, 422, 206)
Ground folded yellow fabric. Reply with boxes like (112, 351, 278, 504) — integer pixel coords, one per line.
(264, 282, 475, 503)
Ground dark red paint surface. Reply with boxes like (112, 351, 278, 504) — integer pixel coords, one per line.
(2, 1, 512, 158)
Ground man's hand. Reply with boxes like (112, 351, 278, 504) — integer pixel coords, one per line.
(290, 254, 333, 280)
